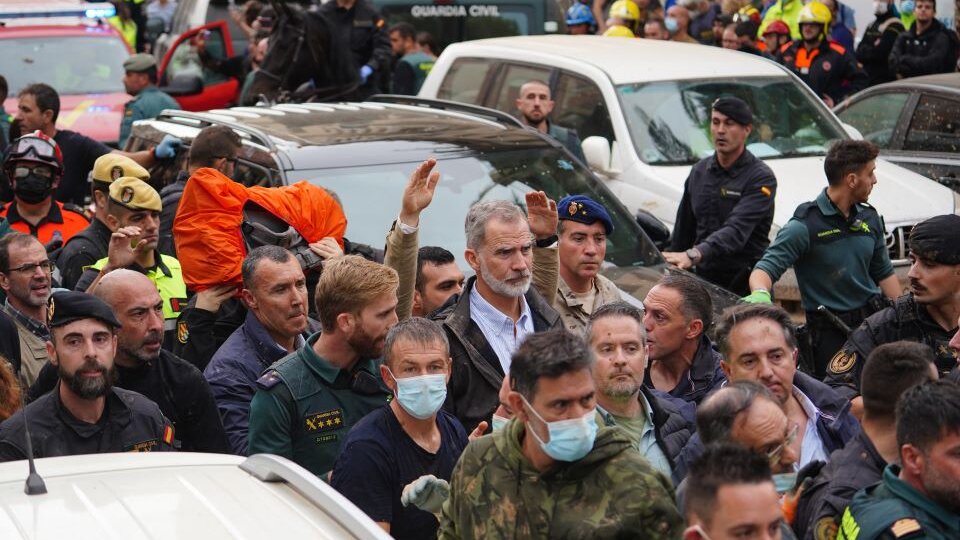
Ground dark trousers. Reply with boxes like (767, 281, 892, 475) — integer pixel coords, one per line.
(803, 300, 884, 379)
(695, 264, 753, 297)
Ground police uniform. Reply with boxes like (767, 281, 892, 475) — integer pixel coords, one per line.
(837, 465, 960, 540)
(118, 54, 180, 147)
(0, 200, 89, 246)
(247, 332, 391, 477)
(318, 0, 392, 98)
(55, 154, 150, 290)
(390, 51, 434, 96)
(0, 291, 175, 461)
(754, 189, 893, 378)
(780, 38, 867, 104)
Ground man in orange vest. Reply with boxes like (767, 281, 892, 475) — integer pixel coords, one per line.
(0, 131, 88, 249)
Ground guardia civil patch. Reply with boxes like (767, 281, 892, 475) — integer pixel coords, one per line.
(125, 439, 159, 452)
(829, 350, 856, 374)
(814, 517, 838, 540)
(304, 409, 344, 432)
(176, 320, 189, 344)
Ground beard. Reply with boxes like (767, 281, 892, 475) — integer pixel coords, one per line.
(348, 325, 385, 360)
(521, 110, 545, 126)
(599, 371, 641, 401)
(118, 330, 163, 366)
(922, 463, 960, 515)
(59, 359, 116, 400)
(478, 256, 531, 298)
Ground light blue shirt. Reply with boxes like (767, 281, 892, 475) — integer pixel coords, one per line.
(604, 393, 672, 479)
(794, 386, 829, 469)
(469, 284, 534, 374)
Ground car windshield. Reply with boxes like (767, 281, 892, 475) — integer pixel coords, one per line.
(617, 77, 846, 165)
(1, 36, 128, 95)
(298, 146, 663, 268)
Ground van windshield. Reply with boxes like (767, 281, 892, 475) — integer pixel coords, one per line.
(617, 77, 846, 166)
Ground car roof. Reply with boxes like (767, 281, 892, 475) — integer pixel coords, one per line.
(441, 35, 787, 84)
(0, 453, 390, 540)
(878, 73, 960, 92)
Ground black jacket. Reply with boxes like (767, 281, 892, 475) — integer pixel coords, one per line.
(780, 39, 868, 103)
(856, 11, 905, 86)
(158, 171, 188, 258)
(318, 0, 392, 96)
(643, 334, 727, 406)
(889, 18, 960, 78)
(793, 371, 860, 455)
(54, 217, 112, 290)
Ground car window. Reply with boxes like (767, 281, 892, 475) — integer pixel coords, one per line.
(617, 77, 846, 165)
(489, 63, 552, 114)
(836, 92, 909, 148)
(164, 27, 230, 86)
(553, 72, 615, 143)
(0, 36, 127, 95)
(378, 4, 535, 51)
(903, 95, 960, 154)
(437, 58, 495, 104)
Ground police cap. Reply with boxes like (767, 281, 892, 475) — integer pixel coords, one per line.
(123, 53, 157, 73)
(109, 177, 162, 212)
(909, 215, 960, 265)
(47, 290, 121, 329)
(92, 154, 149, 185)
(558, 195, 614, 235)
(712, 96, 753, 126)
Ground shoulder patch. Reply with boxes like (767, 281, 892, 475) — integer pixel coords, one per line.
(889, 518, 923, 539)
(256, 370, 282, 390)
(829, 350, 857, 374)
(814, 516, 839, 540)
(176, 319, 189, 344)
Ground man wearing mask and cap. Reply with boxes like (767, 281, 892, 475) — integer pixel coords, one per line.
(0, 290, 175, 460)
(825, 214, 960, 401)
(663, 97, 777, 296)
(55, 154, 149, 290)
(438, 329, 682, 539)
(74, 177, 188, 350)
(119, 53, 180, 148)
(856, 0, 905, 86)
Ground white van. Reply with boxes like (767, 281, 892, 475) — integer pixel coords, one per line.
(419, 35, 960, 274)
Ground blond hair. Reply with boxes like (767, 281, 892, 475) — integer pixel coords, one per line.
(315, 255, 399, 329)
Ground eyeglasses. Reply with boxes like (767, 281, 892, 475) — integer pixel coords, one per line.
(13, 166, 54, 179)
(3, 260, 54, 274)
(765, 423, 800, 465)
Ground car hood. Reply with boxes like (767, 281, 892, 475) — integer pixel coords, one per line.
(601, 264, 740, 317)
(56, 93, 128, 146)
(651, 156, 955, 231)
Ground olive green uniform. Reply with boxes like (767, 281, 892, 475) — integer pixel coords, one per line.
(119, 85, 180, 147)
(838, 464, 960, 540)
(438, 417, 682, 539)
(247, 333, 391, 477)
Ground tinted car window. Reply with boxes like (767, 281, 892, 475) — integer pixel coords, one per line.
(836, 92, 910, 148)
(490, 63, 553, 114)
(553, 72, 615, 143)
(300, 147, 662, 268)
(903, 95, 960, 154)
(437, 58, 495, 103)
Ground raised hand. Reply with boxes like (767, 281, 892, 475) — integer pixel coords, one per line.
(525, 190, 558, 240)
(400, 158, 441, 227)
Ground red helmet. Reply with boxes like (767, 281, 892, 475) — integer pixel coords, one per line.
(763, 20, 791, 36)
(3, 130, 64, 178)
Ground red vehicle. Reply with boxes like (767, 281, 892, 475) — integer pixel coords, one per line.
(1, 2, 239, 147)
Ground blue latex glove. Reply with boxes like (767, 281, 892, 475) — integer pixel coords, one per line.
(359, 65, 374, 84)
(154, 134, 182, 159)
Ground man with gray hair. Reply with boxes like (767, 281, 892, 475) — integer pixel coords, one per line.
(437, 192, 562, 433)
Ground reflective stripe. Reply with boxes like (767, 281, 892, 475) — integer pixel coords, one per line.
(164, 318, 177, 332)
(838, 508, 860, 540)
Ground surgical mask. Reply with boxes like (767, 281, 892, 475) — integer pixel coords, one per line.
(873, 0, 888, 14)
(665, 16, 679, 33)
(773, 472, 798, 494)
(14, 174, 53, 204)
(389, 371, 447, 420)
(522, 396, 598, 462)
(900, 0, 914, 14)
(491, 414, 510, 432)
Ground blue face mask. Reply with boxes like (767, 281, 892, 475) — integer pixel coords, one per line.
(389, 371, 447, 420)
(665, 16, 679, 33)
(901, 0, 915, 14)
(522, 396, 598, 462)
(773, 472, 798, 494)
(491, 414, 510, 432)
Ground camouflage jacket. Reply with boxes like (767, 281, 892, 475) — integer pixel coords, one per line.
(438, 417, 683, 539)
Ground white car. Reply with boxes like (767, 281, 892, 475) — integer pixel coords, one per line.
(0, 452, 392, 540)
(419, 35, 960, 275)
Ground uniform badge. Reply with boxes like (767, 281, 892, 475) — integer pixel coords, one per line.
(814, 517, 838, 540)
(163, 425, 175, 446)
(110, 165, 124, 180)
(829, 350, 856, 374)
(126, 439, 160, 452)
(47, 297, 55, 324)
(567, 201, 580, 216)
(121, 186, 135, 204)
(760, 186, 772, 197)
(889, 518, 922, 538)
(176, 320, 189, 344)
(822, 61, 832, 72)
(304, 409, 344, 432)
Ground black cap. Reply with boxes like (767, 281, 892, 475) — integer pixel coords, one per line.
(909, 215, 960, 265)
(47, 291, 122, 329)
(712, 97, 753, 126)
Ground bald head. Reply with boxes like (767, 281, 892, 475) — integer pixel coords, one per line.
(94, 269, 164, 366)
(94, 269, 156, 305)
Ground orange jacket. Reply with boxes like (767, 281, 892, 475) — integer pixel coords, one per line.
(0, 200, 89, 246)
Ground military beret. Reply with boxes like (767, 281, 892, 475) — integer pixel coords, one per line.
(123, 53, 157, 73)
(109, 176, 162, 212)
(557, 195, 614, 235)
(47, 290, 121, 329)
(909, 215, 960, 265)
(712, 96, 753, 126)
(92, 154, 149, 184)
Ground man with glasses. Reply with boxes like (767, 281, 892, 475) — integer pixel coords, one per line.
(0, 232, 54, 388)
(0, 131, 88, 248)
(715, 303, 859, 470)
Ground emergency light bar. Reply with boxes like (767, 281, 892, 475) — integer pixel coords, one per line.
(0, 2, 116, 20)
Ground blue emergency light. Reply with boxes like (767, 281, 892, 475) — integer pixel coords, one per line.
(0, 2, 116, 20)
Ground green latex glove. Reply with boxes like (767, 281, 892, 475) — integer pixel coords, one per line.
(742, 290, 772, 304)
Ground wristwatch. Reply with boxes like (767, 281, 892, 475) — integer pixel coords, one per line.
(535, 235, 558, 248)
(685, 248, 702, 265)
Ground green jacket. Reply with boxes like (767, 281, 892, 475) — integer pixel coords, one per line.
(838, 464, 960, 540)
(247, 332, 391, 478)
(438, 417, 682, 539)
(119, 85, 180, 147)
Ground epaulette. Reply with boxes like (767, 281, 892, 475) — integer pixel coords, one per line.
(888, 518, 923, 539)
(256, 370, 283, 390)
(828, 41, 847, 55)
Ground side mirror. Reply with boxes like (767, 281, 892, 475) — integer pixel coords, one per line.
(160, 73, 203, 96)
(582, 136, 612, 173)
(842, 123, 864, 141)
(635, 209, 671, 251)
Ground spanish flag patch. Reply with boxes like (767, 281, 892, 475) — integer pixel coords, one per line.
(163, 425, 175, 446)
(760, 186, 772, 197)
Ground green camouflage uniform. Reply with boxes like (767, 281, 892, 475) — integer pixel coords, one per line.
(438, 417, 682, 539)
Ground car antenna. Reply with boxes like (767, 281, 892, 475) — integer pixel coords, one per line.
(18, 391, 46, 495)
